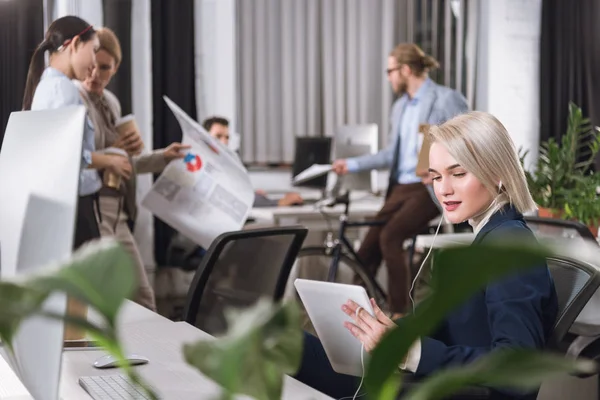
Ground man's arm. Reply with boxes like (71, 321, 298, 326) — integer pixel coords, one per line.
(345, 139, 396, 173)
(253, 193, 279, 208)
(134, 151, 169, 174)
(344, 98, 405, 173)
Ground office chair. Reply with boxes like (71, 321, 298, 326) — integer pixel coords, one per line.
(182, 226, 308, 336)
(524, 216, 597, 243)
(400, 244, 600, 399)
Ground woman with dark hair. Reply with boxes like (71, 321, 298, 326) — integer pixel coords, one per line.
(22, 15, 131, 249)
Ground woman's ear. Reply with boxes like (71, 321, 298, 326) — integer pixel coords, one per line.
(69, 35, 81, 51)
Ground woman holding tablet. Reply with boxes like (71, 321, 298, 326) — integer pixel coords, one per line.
(294, 111, 558, 400)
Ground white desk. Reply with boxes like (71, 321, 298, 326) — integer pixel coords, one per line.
(249, 194, 383, 231)
(4, 301, 332, 399)
(65, 302, 332, 399)
(414, 232, 474, 250)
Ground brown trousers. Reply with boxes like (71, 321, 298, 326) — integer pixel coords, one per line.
(357, 182, 439, 313)
(98, 195, 157, 311)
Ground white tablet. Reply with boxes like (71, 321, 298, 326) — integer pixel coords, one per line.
(294, 279, 374, 376)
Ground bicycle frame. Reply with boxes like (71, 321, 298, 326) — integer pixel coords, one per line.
(324, 195, 387, 301)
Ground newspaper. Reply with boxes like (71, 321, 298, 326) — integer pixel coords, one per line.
(141, 96, 255, 249)
(293, 164, 332, 185)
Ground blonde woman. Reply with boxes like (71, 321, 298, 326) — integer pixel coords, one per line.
(75, 27, 188, 311)
(295, 112, 558, 400)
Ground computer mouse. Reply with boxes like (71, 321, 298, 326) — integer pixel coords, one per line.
(93, 353, 149, 369)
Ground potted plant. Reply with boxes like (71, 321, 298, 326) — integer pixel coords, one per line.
(522, 102, 600, 218)
(562, 173, 600, 237)
(1, 239, 595, 400)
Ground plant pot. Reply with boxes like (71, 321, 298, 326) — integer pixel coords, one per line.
(587, 224, 599, 239)
(63, 296, 88, 341)
(538, 207, 564, 219)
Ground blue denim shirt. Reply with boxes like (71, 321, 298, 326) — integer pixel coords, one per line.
(347, 78, 432, 184)
(31, 67, 101, 196)
(395, 78, 432, 183)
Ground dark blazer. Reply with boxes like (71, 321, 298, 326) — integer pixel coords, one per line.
(415, 205, 558, 399)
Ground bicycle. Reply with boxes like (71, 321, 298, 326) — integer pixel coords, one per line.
(291, 191, 389, 310)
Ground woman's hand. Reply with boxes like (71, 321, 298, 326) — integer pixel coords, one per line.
(342, 298, 396, 352)
(106, 155, 132, 179)
(114, 130, 144, 156)
(162, 143, 191, 162)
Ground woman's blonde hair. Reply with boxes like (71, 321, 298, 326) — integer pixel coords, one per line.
(389, 43, 439, 77)
(429, 111, 537, 214)
(96, 27, 122, 67)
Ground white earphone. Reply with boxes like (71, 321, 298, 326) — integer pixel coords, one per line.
(498, 181, 503, 191)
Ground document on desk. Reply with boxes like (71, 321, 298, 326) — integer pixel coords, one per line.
(293, 164, 332, 185)
(142, 97, 255, 248)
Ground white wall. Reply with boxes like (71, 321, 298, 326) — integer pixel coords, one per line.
(476, 0, 542, 170)
(131, 0, 155, 271)
(195, 0, 237, 130)
(51, 0, 103, 27)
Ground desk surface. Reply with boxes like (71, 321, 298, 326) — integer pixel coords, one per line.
(62, 302, 332, 399)
(249, 195, 383, 228)
(415, 232, 474, 249)
(3, 301, 331, 399)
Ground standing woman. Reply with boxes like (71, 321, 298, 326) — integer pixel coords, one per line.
(75, 27, 188, 311)
(22, 16, 131, 250)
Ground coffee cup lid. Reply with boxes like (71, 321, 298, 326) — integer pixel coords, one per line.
(103, 147, 128, 157)
(116, 114, 135, 126)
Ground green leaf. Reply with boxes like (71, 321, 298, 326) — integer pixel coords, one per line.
(29, 240, 137, 324)
(403, 350, 597, 400)
(523, 102, 600, 209)
(183, 300, 303, 400)
(0, 283, 47, 345)
(0, 240, 158, 400)
(365, 240, 550, 399)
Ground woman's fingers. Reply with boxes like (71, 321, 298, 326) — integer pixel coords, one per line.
(343, 321, 373, 349)
(342, 300, 379, 331)
(370, 298, 396, 326)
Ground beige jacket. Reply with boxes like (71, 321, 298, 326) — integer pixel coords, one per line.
(75, 81, 167, 221)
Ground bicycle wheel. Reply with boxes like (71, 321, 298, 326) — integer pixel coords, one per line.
(285, 246, 386, 335)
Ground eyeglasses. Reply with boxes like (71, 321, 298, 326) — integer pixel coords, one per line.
(386, 65, 401, 75)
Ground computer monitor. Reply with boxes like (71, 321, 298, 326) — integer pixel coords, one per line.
(0, 107, 85, 400)
(0, 106, 84, 278)
(10, 194, 74, 400)
(334, 124, 379, 192)
(291, 137, 332, 191)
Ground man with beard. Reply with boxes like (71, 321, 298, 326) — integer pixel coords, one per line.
(332, 43, 468, 314)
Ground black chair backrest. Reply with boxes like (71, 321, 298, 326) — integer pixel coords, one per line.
(524, 216, 597, 243)
(182, 226, 307, 335)
(546, 255, 600, 349)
